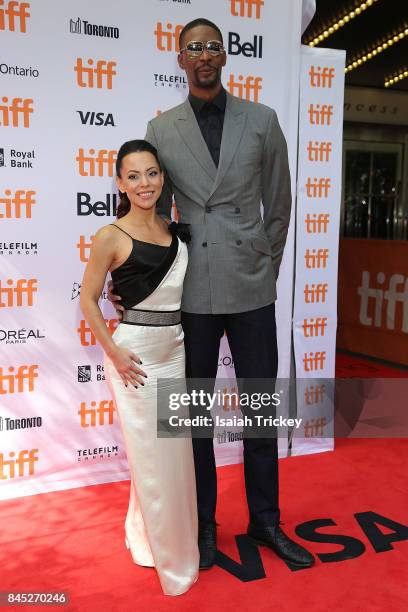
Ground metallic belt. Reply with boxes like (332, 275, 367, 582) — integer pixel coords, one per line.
(122, 308, 181, 326)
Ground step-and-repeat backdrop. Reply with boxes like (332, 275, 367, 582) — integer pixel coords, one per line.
(1, 1, 345, 501)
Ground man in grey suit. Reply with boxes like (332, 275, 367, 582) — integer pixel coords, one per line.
(112, 18, 314, 570)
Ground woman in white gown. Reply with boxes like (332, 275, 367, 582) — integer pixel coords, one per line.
(80, 140, 199, 596)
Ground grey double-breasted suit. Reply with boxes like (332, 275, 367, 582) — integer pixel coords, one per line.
(145, 91, 291, 314)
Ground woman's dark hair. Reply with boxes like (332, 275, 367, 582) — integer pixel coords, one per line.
(116, 139, 162, 219)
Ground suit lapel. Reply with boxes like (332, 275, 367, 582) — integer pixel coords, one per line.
(209, 93, 247, 199)
(174, 100, 217, 182)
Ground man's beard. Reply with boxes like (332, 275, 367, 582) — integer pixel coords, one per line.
(195, 66, 220, 89)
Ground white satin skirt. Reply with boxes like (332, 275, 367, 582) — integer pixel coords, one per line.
(105, 319, 199, 596)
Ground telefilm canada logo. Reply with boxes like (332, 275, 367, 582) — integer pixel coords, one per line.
(76, 445, 119, 462)
(69, 17, 119, 39)
(0, 241, 38, 255)
(154, 73, 187, 89)
(0, 415, 42, 431)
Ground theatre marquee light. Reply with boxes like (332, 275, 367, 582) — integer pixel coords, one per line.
(385, 68, 408, 88)
(345, 27, 408, 73)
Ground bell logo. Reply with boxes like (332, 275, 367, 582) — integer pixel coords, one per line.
(0, 278, 38, 307)
(79, 400, 116, 427)
(76, 235, 94, 263)
(76, 148, 117, 177)
(230, 0, 264, 19)
(77, 319, 118, 346)
(0, 189, 36, 218)
(0, 1, 30, 33)
(0, 449, 38, 479)
(0, 365, 39, 394)
(74, 58, 117, 89)
(227, 74, 262, 102)
(155, 22, 184, 52)
(0, 96, 34, 127)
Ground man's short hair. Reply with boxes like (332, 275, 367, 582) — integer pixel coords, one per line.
(179, 18, 223, 48)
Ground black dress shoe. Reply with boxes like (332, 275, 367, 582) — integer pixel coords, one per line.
(247, 524, 315, 568)
(198, 522, 217, 569)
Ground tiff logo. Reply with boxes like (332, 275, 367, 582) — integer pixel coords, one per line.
(230, 0, 264, 19)
(155, 22, 184, 52)
(0, 365, 38, 394)
(308, 104, 333, 126)
(358, 272, 408, 331)
(305, 249, 329, 270)
(222, 386, 239, 411)
(303, 351, 327, 372)
(307, 141, 332, 162)
(304, 385, 326, 405)
(305, 213, 330, 233)
(302, 317, 328, 338)
(309, 66, 335, 88)
(0, 449, 38, 479)
(77, 319, 118, 346)
(304, 417, 327, 437)
(74, 58, 117, 89)
(0, 1, 30, 32)
(79, 400, 116, 427)
(76, 148, 117, 177)
(0, 189, 36, 218)
(0, 279, 38, 307)
(76, 235, 94, 262)
(0, 96, 33, 127)
(304, 283, 328, 304)
(227, 74, 262, 102)
(306, 177, 331, 198)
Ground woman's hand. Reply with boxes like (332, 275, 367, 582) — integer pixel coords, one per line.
(107, 280, 124, 317)
(109, 346, 147, 388)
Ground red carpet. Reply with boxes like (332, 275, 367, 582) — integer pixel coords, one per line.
(336, 351, 408, 378)
(2, 438, 408, 611)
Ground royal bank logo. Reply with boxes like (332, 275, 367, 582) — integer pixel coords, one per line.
(78, 365, 91, 383)
(0, 147, 36, 169)
(154, 73, 187, 89)
(71, 281, 108, 301)
(69, 17, 119, 38)
(0, 240, 38, 255)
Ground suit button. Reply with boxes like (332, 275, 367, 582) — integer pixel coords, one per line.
(236, 240, 242, 246)
(202, 242, 207, 247)
(205, 205, 212, 213)
(235, 207, 240, 214)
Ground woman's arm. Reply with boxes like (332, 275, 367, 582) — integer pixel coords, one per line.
(80, 227, 146, 387)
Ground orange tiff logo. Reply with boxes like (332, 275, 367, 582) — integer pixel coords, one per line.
(77, 319, 118, 346)
(303, 351, 327, 372)
(222, 387, 239, 411)
(0, 449, 38, 479)
(74, 58, 117, 89)
(308, 104, 333, 126)
(306, 177, 331, 198)
(304, 283, 328, 304)
(0, 189, 36, 218)
(305, 248, 329, 269)
(0, 365, 39, 394)
(155, 22, 184, 52)
(305, 213, 330, 233)
(230, 0, 264, 19)
(0, 96, 33, 127)
(307, 141, 332, 162)
(76, 148, 117, 177)
(0, 278, 38, 307)
(304, 418, 327, 437)
(76, 235, 94, 262)
(302, 317, 328, 338)
(304, 384, 326, 405)
(227, 74, 262, 102)
(79, 400, 116, 427)
(0, 1, 30, 32)
(309, 66, 335, 88)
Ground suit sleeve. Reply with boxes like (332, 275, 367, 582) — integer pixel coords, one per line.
(261, 109, 292, 280)
(145, 120, 173, 219)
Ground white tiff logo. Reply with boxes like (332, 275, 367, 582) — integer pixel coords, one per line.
(357, 271, 408, 331)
